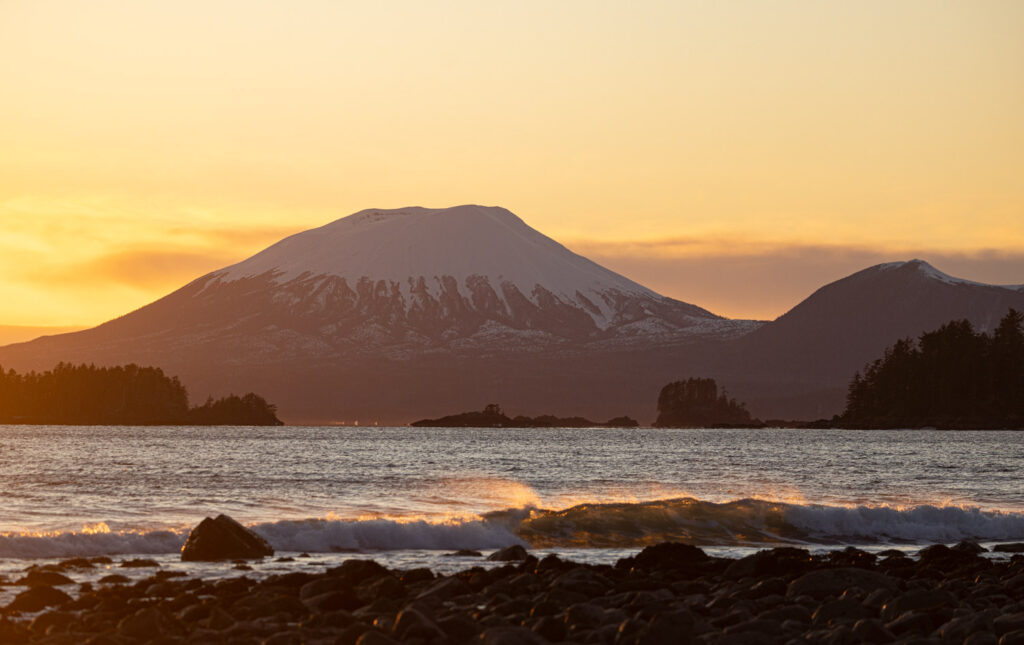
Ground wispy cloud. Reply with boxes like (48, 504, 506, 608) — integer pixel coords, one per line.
(570, 238, 1024, 321)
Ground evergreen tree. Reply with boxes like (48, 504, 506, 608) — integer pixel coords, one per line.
(841, 308, 1024, 428)
(654, 377, 753, 427)
(0, 363, 282, 425)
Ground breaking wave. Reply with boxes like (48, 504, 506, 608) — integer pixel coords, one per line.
(2, 497, 1023, 558)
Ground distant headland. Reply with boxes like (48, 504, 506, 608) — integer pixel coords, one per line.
(410, 404, 638, 428)
(0, 363, 283, 426)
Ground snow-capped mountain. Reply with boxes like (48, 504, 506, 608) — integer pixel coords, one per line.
(200, 204, 747, 346)
(0, 206, 756, 423)
(718, 259, 1024, 419)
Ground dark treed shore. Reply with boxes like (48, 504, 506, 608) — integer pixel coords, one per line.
(2, 541, 1024, 644)
(0, 363, 282, 426)
(410, 404, 638, 429)
(837, 309, 1024, 430)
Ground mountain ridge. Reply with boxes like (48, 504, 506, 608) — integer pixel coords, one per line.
(0, 209, 1020, 424)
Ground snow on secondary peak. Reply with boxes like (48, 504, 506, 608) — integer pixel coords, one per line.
(215, 205, 659, 308)
(879, 259, 1023, 290)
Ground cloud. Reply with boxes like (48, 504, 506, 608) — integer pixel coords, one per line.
(570, 239, 1024, 321)
(166, 223, 304, 249)
(24, 248, 239, 290)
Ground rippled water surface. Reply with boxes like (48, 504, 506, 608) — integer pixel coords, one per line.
(1, 426, 1022, 560)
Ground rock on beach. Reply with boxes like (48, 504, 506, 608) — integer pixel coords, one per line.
(2, 540, 1023, 643)
(180, 513, 274, 561)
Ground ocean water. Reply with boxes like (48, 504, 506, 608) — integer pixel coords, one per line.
(1, 426, 1022, 591)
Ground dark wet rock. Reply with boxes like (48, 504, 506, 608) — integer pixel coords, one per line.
(301, 577, 342, 600)
(917, 544, 985, 570)
(863, 587, 895, 608)
(724, 547, 815, 579)
(354, 629, 399, 645)
(885, 609, 938, 636)
(392, 606, 445, 641)
(941, 614, 996, 641)
(14, 570, 75, 587)
(435, 611, 479, 641)
(745, 577, 787, 599)
(154, 569, 187, 580)
(177, 603, 210, 623)
(118, 607, 180, 639)
(360, 574, 404, 603)
(88, 556, 113, 565)
(119, 558, 160, 568)
(398, 568, 434, 585)
(29, 610, 74, 634)
(724, 617, 780, 634)
(264, 631, 302, 645)
(565, 602, 605, 629)
(180, 514, 273, 561)
(759, 604, 811, 624)
(995, 614, 1024, 636)
(826, 546, 877, 569)
(4, 540, 1024, 644)
(328, 559, 390, 584)
(787, 568, 898, 600)
(305, 590, 364, 614)
(954, 540, 988, 553)
(811, 597, 873, 625)
(965, 633, 999, 645)
(479, 625, 547, 644)
(57, 557, 95, 570)
(487, 545, 529, 561)
(636, 610, 696, 645)
(881, 588, 956, 621)
(6, 585, 72, 613)
(416, 575, 471, 601)
(551, 567, 612, 598)
(0, 618, 29, 643)
(624, 542, 708, 572)
(532, 615, 566, 641)
(995, 543, 1024, 553)
(851, 617, 894, 643)
(1000, 630, 1024, 645)
(444, 549, 484, 557)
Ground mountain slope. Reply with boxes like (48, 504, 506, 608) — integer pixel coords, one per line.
(720, 259, 1024, 419)
(0, 205, 756, 423)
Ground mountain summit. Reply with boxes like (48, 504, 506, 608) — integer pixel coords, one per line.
(193, 204, 744, 346)
(219, 205, 659, 326)
(0, 206, 754, 423)
(720, 259, 1024, 418)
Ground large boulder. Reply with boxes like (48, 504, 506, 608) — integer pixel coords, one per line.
(180, 514, 273, 561)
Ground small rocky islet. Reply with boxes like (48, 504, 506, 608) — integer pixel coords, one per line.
(2, 538, 1024, 644)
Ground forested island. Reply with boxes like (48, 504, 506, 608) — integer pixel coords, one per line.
(0, 363, 283, 425)
(653, 377, 756, 428)
(839, 308, 1024, 429)
(410, 404, 638, 428)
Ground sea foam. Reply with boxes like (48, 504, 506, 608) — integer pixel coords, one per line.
(2, 497, 1022, 559)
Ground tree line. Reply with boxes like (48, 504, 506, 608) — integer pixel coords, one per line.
(654, 377, 753, 428)
(840, 309, 1024, 429)
(0, 362, 283, 426)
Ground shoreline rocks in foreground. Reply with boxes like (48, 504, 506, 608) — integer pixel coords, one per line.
(1, 541, 1023, 644)
(180, 514, 275, 562)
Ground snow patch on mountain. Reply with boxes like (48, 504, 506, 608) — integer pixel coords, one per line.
(215, 205, 663, 322)
(878, 259, 1023, 290)
(211, 205, 683, 329)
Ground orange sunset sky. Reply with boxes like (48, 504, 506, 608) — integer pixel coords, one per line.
(1, 1, 1022, 340)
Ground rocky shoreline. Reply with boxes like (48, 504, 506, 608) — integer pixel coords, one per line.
(1, 542, 1023, 644)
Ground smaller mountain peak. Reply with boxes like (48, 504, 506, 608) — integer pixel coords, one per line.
(871, 258, 1019, 290)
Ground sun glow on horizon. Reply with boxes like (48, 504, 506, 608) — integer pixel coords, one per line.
(1, 1, 1022, 326)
